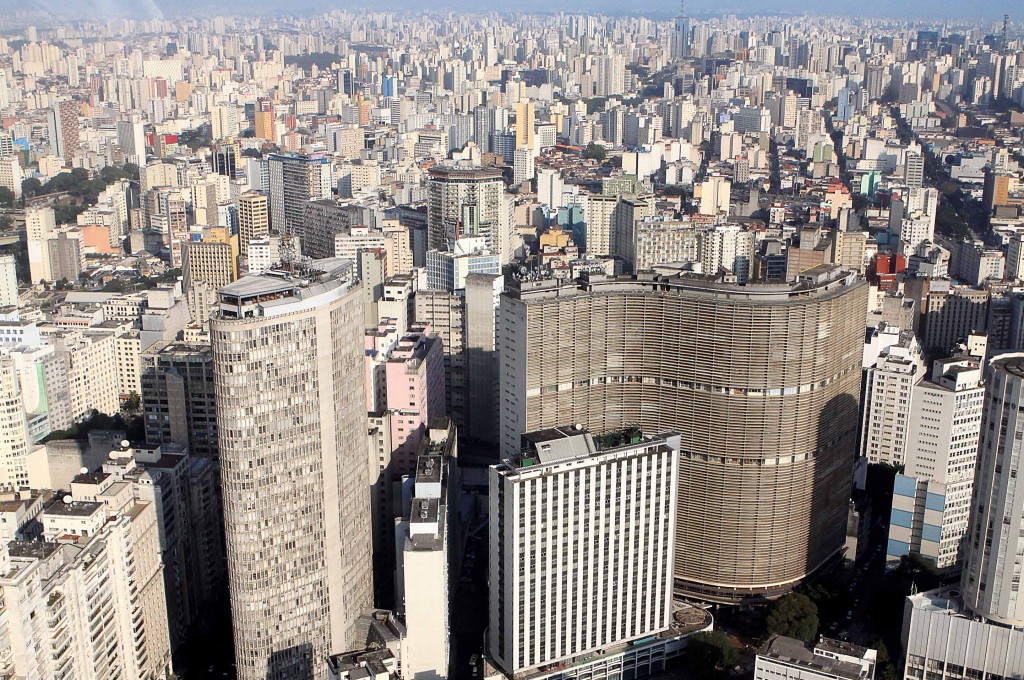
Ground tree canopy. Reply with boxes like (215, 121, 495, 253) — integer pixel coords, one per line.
(583, 142, 607, 161)
(684, 631, 739, 680)
(766, 593, 819, 642)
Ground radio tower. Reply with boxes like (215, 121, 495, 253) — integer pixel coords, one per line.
(1001, 14, 1010, 55)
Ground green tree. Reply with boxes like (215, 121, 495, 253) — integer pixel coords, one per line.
(684, 631, 739, 680)
(766, 593, 819, 641)
(21, 177, 41, 198)
(583, 142, 607, 161)
(122, 392, 141, 412)
(0, 186, 14, 207)
(53, 201, 85, 225)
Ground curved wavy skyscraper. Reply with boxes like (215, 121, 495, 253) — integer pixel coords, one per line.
(499, 266, 868, 602)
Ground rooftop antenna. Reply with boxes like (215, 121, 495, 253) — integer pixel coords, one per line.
(1001, 15, 1010, 55)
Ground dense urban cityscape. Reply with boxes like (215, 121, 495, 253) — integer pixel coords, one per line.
(0, 2, 1019, 679)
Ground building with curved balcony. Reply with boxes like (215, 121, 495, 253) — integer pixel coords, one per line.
(498, 265, 868, 602)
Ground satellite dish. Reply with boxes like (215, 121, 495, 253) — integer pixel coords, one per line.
(62, 496, 73, 504)
(120, 440, 130, 449)
(79, 467, 89, 474)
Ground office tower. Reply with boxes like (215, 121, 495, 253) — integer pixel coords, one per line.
(426, 237, 501, 292)
(46, 99, 79, 161)
(887, 356, 984, 570)
(267, 154, 332, 239)
(415, 290, 467, 434)
(182, 239, 236, 321)
(902, 355, 1024, 679)
(860, 328, 925, 466)
(672, 0, 691, 59)
(146, 187, 189, 265)
(25, 204, 55, 284)
(238, 191, 270, 259)
(394, 431, 458, 680)
(427, 165, 510, 261)
(299, 201, 356, 259)
(141, 341, 219, 458)
(0, 492, 171, 678)
(962, 354, 1024, 625)
(612, 194, 655, 268)
(917, 281, 989, 354)
(499, 267, 867, 602)
(514, 100, 534, 151)
(116, 119, 147, 166)
(213, 141, 240, 179)
(583, 193, 618, 255)
(698, 176, 731, 215)
(334, 226, 391, 268)
(983, 171, 1011, 212)
(255, 97, 275, 141)
(489, 425, 680, 677)
(0, 254, 17, 306)
(465, 273, 504, 446)
(905, 152, 925, 189)
(46, 231, 84, 283)
(212, 259, 373, 679)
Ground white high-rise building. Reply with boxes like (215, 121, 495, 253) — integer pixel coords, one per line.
(25, 204, 55, 285)
(536, 168, 564, 209)
(0, 491, 171, 678)
(212, 258, 373, 680)
(0, 254, 18, 306)
(901, 354, 1024, 680)
(861, 328, 925, 466)
(698, 176, 731, 216)
(489, 425, 680, 679)
(267, 153, 332, 239)
(425, 237, 501, 293)
(962, 353, 1024, 626)
(394, 426, 458, 680)
(886, 356, 985, 570)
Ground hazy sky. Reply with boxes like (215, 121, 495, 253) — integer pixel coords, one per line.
(9, 0, 1020, 22)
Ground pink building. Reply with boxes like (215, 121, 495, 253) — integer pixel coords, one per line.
(384, 324, 446, 475)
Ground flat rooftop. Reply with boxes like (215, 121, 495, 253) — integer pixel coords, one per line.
(44, 498, 103, 517)
(759, 636, 868, 680)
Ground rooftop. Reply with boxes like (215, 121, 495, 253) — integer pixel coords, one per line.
(759, 636, 871, 680)
(44, 498, 103, 518)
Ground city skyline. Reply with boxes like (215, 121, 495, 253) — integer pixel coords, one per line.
(0, 3, 1021, 680)
(2, 1, 1018, 21)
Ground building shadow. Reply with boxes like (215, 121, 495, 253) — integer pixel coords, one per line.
(265, 643, 314, 680)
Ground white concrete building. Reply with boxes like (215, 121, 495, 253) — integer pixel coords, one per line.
(887, 357, 985, 570)
(25, 204, 55, 285)
(395, 434, 459, 680)
(962, 353, 1024, 626)
(489, 425, 679, 679)
(902, 587, 1024, 680)
(0, 255, 17, 307)
(425, 237, 501, 293)
(0, 492, 171, 678)
(755, 636, 876, 680)
(861, 328, 925, 466)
